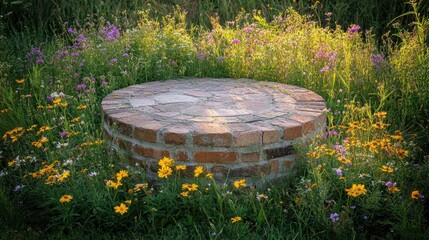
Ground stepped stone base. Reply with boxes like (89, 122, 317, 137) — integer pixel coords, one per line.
(101, 78, 326, 184)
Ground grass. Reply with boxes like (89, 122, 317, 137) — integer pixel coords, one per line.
(0, 0, 429, 239)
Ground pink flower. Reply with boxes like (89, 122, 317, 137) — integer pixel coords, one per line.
(231, 39, 241, 44)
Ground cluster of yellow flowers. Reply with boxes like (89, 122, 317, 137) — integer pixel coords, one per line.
(106, 170, 129, 189)
(2, 127, 25, 143)
(30, 161, 70, 185)
(80, 139, 104, 147)
(37, 97, 68, 109)
(156, 157, 213, 180)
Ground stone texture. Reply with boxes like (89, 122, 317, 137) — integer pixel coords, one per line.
(101, 78, 326, 181)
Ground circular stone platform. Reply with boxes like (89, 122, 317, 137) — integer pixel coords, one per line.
(102, 78, 326, 182)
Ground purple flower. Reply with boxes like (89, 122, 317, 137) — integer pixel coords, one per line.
(73, 72, 79, 78)
(47, 96, 53, 102)
(350, 206, 356, 209)
(59, 131, 69, 137)
(243, 27, 254, 32)
(35, 57, 44, 64)
(322, 130, 338, 138)
(348, 25, 360, 34)
(231, 39, 241, 44)
(335, 168, 343, 176)
(385, 181, 396, 188)
(371, 53, 385, 71)
(122, 53, 129, 57)
(101, 81, 109, 85)
(109, 58, 118, 65)
(320, 66, 329, 72)
(330, 213, 340, 222)
(76, 84, 86, 90)
(67, 27, 77, 35)
(71, 52, 79, 57)
(197, 53, 206, 61)
(14, 185, 23, 191)
(99, 22, 120, 41)
(333, 144, 347, 155)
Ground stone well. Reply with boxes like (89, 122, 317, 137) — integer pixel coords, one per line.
(101, 78, 326, 183)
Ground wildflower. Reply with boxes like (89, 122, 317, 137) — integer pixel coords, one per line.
(380, 165, 394, 173)
(194, 166, 204, 177)
(71, 117, 80, 122)
(411, 190, 422, 200)
(58, 171, 70, 182)
(116, 170, 129, 181)
(77, 105, 88, 110)
(345, 184, 367, 197)
(335, 168, 343, 176)
(134, 183, 148, 192)
(158, 157, 174, 168)
(180, 191, 189, 197)
(16, 79, 25, 84)
(175, 165, 187, 171)
(257, 193, 268, 201)
(182, 183, 198, 192)
(14, 185, 23, 191)
(329, 213, 340, 222)
(233, 179, 246, 189)
(7, 160, 17, 167)
(231, 39, 241, 44)
(59, 131, 68, 137)
(347, 24, 360, 34)
(206, 173, 213, 179)
(106, 180, 122, 189)
(60, 195, 73, 203)
(158, 166, 172, 178)
(124, 200, 132, 205)
(387, 186, 400, 194)
(231, 216, 242, 223)
(114, 203, 128, 215)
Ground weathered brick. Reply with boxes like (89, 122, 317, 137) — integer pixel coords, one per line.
(255, 124, 280, 144)
(272, 120, 303, 140)
(289, 115, 315, 134)
(229, 164, 270, 177)
(116, 121, 133, 136)
(270, 159, 279, 173)
(233, 130, 261, 147)
(193, 124, 232, 147)
(163, 126, 191, 145)
(133, 122, 165, 143)
(284, 160, 294, 169)
(134, 145, 170, 159)
(194, 151, 237, 163)
(241, 152, 260, 162)
(175, 151, 189, 162)
(264, 146, 295, 159)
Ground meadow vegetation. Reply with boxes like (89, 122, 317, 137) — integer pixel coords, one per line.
(0, 0, 428, 239)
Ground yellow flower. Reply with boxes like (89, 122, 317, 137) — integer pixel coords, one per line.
(58, 171, 70, 182)
(7, 160, 17, 167)
(53, 98, 62, 105)
(77, 105, 88, 110)
(158, 157, 174, 168)
(387, 186, 400, 194)
(124, 200, 132, 205)
(182, 183, 198, 192)
(180, 191, 189, 197)
(16, 79, 25, 84)
(71, 117, 80, 122)
(194, 166, 204, 177)
(311, 183, 317, 189)
(134, 183, 148, 192)
(295, 198, 302, 203)
(233, 179, 246, 189)
(231, 216, 242, 223)
(114, 203, 128, 215)
(106, 180, 122, 189)
(157, 166, 172, 178)
(374, 112, 387, 119)
(60, 195, 73, 203)
(345, 184, 367, 197)
(116, 170, 129, 181)
(175, 165, 187, 171)
(380, 165, 394, 173)
(411, 190, 421, 199)
(206, 173, 213, 179)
